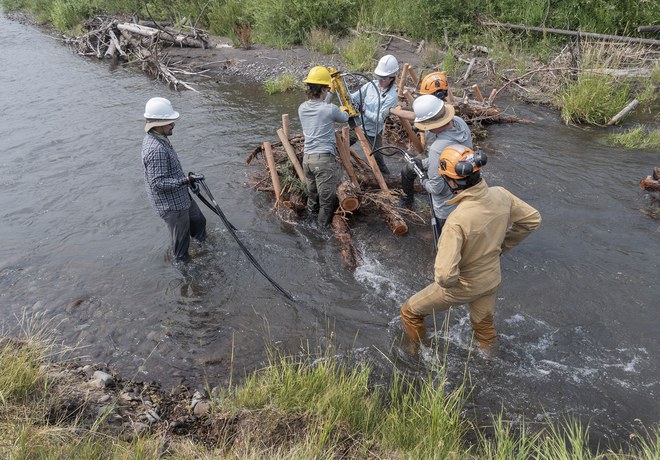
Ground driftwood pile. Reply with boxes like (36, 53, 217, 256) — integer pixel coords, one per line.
(64, 16, 207, 91)
(640, 167, 660, 193)
(247, 63, 531, 271)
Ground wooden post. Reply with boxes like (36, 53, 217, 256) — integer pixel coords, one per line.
(407, 65, 419, 86)
(276, 129, 305, 181)
(335, 131, 360, 189)
(282, 114, 290, 139)
(354, 127, 389, 191)
(398, 63, 409, 95)
(402, 90, 415, 106)
(396, 115, 424, 154)
(390, 107, 415, 121)
(471, 84, 484, 103)
(447, 88, 455, 105)
(487, 88, 497, 105)
(263, 142, 282, 204)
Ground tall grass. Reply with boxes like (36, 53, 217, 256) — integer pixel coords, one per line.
(608, 126, 660, 151)
(263, 73, 302, 95)
(339, 35, 378, 73)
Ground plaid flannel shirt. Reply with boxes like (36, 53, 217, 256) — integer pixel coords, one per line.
(142, 133, 190, 217)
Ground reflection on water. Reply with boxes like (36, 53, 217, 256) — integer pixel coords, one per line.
(1, 13, 658, 444)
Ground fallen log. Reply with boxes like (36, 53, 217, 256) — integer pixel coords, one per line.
(336, 181, 360, 212)
(481, 21, 660, 47)
(371, 197, 408, 235)
(332, 214, 361, 271)
(607, 99, 639, 126)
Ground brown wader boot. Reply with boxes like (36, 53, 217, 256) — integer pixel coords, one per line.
(401, 302, 426, 353)
(471, 313, 497, 352)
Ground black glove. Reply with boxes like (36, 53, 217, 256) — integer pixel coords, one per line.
(187, 172, 205, 185)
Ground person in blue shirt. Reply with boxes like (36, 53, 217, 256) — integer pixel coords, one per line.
(351, 54, 400, 175)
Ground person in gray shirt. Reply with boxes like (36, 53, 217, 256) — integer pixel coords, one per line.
(410, 95, 473, 237)
(141, 97, 206, 263)
(298, 66, 349, 227)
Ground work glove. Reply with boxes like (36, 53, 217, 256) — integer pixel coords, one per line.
(339, 105, 349, 113)
(187, 172, 205, 185)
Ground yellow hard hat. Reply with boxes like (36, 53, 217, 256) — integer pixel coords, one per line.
(303, 66, 331, 86)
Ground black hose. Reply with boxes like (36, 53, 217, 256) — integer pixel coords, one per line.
(192, 179, 295, 302)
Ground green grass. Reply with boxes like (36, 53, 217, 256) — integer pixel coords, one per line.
(608, 126, 660, 150)
(556, 73, 630, 125)
(0, 330, 659, 458)
(263, 73, 302, 95)
(306, 28, 336, 55)
(339, 35, 378, 73)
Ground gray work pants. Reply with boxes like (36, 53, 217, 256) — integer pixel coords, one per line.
(303, 153, 338, 227)
(162, 199, 207, 262)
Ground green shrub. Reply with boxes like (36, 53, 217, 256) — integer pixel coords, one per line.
(556, 73, 630, 125)
(249, 0, 357, 48)
(263, 73, 302, 95)
(307, 28, 336, 55)
(339, 35, 378, 73)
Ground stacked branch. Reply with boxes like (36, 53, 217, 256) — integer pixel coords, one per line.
(63, 16, 207, 91)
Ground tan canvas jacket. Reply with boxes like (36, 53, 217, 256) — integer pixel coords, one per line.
(434, 179, 541, 295)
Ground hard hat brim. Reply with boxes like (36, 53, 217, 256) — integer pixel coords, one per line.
(414, 104, 455, 131)
(144, 118, 178, 133)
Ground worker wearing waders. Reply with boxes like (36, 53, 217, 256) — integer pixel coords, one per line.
(299, 66, 349, 227)
(141, 97, 206, 263)
(400, 144, 541, 353)
(400, 72, 473, 212)
(350, 54, 400, 175)
(401, 95, 473, 239)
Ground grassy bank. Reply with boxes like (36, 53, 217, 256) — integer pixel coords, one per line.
(1, 334, 658, 458)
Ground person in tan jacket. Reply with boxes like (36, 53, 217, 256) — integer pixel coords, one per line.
(400, 144, 541, 351)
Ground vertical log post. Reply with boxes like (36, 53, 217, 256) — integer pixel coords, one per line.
(263, 142, 282, 205)
(354, 127, 389, 191)
(487, 88, 497, 106)
(398, 63, 409, 95)
(335, 131, 360, 189)
(407, 65, 419, 86)
(471, 84, 484, 103)
(447, 88, 455, 105)
(402, 89, 415, 106)
(276, 128, 305, 181)
(282, 114, 290, 139)
(397, 115, 424, 154)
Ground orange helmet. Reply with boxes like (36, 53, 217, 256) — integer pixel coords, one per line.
(439, 144, 487, 180)
(419, 71, 448, 95)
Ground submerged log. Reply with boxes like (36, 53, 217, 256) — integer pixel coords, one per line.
(336, 181, 360, 212)
(607, 99, 639, 126)
(332, 214, 361, 271)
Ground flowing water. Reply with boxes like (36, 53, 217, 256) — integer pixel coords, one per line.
(1, 13, 658, 445)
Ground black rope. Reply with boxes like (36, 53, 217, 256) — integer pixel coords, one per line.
(191, 179, 295, 301)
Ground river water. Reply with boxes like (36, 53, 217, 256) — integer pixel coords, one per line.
(1, 13, 658, 445)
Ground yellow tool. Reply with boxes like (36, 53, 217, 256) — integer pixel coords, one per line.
(329, 67, 360, 118)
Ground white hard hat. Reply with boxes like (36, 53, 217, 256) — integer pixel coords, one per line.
(144, 97, 179, 120)
(374, 54, 399, 77)
(413, 94, 455, 130)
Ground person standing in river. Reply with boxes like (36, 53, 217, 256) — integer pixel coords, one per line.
(141, 97, 206, 263)
(402, 95, 473, 235)
(299, 66, 349, 227)
(400, 143, 541, 353)
(350, 54, 400, 175)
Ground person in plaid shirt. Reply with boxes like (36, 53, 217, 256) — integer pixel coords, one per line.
(141, 97, 206, 263)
